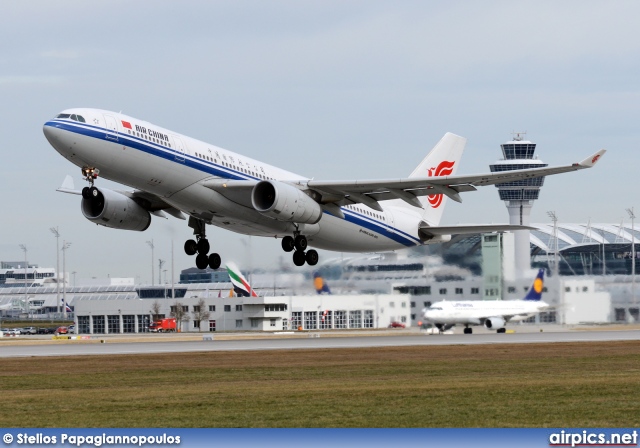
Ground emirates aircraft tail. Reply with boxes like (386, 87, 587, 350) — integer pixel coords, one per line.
(225, 262, 258, 297)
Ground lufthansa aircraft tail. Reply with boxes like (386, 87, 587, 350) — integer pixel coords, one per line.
(523, 269, 545, 301)
(406, 133, 466, 227)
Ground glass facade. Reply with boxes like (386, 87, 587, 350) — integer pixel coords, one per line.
(122, 315, 136, 333)
(304, 311, 317, 330)
(107, 315, 120, 333)
(92, 315, 105, 334)
(500, 143, 537, 159)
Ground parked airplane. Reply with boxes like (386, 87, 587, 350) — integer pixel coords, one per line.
(43, 109, 605, 268)
(422, 268, 548, 334)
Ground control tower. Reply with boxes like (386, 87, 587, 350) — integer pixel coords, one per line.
(489, 133, 548, 278)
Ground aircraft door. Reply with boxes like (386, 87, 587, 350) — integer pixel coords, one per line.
(173, 135, 186, 163)
(103, 115, 119, 142)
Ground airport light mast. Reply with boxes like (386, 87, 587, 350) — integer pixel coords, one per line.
(490, 133, 548, 278)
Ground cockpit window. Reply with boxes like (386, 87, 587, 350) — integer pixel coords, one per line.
(60, 114, 86, 123)
(56, 114, 86, 123)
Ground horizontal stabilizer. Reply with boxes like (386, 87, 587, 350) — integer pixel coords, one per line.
(419, 223, 536, 238)
(56, 175, 81, 195)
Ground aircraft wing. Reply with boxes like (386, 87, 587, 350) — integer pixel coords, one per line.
(307, 149, 606, 209)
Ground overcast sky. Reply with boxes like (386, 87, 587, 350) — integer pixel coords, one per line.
(1, 1, 638, 283)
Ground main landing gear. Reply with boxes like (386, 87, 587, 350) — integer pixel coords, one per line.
(281, 231, 318, 267)
(184, 218, 221, 270)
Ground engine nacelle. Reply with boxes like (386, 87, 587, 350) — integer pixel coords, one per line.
(251, 180, 322, 224)
(81, 187, 151, 231)
(484, 316, 506, 330)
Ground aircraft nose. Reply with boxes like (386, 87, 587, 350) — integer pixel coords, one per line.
(43, 120, 68, 154)
(43, 123, 54, 140)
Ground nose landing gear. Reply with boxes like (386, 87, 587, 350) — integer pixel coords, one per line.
(80, 167, 100, 199)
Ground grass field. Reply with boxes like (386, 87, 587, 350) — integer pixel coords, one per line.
(1, 340, 639, 427)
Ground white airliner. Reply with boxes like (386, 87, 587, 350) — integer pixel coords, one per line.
(43, 109, 605, 269)
(422, 269, 548, 334)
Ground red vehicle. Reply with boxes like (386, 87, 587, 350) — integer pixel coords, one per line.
(149, 318, 177, 333)
(55, 326, 69, 334)
(388, 321, 406, 328)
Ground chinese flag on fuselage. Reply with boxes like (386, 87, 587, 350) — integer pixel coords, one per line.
(121, 120, 132, 129)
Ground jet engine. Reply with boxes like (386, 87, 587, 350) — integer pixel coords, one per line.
(484, 317, 506, 330)
(251, 180, 322, 224)
(81, 187, 151, 231)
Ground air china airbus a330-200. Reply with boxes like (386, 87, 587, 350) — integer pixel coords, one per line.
(43, 109, 605, 269)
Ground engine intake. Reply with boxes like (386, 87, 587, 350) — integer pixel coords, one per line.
(484, 317, 506, 330)
(81, 187, 151, 231)
(251, 180, 322, 224)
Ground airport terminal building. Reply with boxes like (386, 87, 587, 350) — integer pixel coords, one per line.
(71, 290, 410, 334)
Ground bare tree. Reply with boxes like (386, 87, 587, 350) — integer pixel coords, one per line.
(170, 301, 189, 332)
(149, 300, 162, 321)
(192, 298, 211, 332)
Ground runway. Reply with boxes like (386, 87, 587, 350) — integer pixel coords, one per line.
(1, 328, 639, 358)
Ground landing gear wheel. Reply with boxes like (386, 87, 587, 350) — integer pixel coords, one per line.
(197, 238, 210, 254)
(195, 253, 209, 270)
(89, 186, 99, 198)
(281, 236, 295, 252)
(463, 327, 472, 334)
(293, 250, 306, 266)
(82, 187, 91, 199)
(497, 328, 506, 334)
(208, 253, 221, 270)
(184, 239, 197, 256)
(294, 235, 307, 252)
(305, 249, 319, 266)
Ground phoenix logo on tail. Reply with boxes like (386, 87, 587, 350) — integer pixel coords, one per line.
(225, 262, 258, 297)
(427, 160, 455, 208)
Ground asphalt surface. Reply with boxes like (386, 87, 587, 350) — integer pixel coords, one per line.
(1, 327, 639, 358)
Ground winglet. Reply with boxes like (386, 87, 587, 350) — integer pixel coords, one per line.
(577, 149, 606, 168)
(56, 175, 82, 195)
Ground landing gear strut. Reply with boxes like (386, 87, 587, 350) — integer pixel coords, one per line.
(184, 217, 221, 270)
(282, 229, 318, 267)
(81, 167, 100, 199)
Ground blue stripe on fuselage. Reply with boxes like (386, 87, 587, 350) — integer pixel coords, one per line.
(341, 209, 418, 247)
(46, 119, 421, 248)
